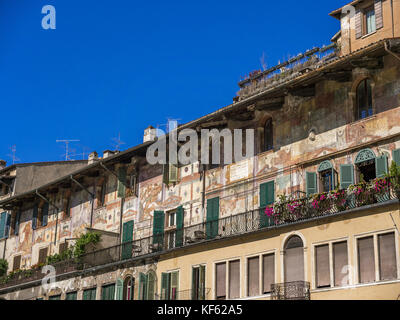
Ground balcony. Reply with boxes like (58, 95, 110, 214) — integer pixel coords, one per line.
(271, 281, 310, 300)
(0, 177, 398, 292)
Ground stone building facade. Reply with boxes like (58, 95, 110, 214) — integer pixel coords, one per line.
(0, 0, 400, 300)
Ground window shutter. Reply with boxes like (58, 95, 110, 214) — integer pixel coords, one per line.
(375, 154, 388, 178)
(315, 245, 330, 288)
(262, 254, 275, 294)
(13, 255, 21, 271)
(175, 206, 184, 247)
(170, 271, 179, 300)
(4, 213, 11, 239)
(42, 203, 49, 227)
(66, 291, 77, 300)
(357, 236, 375, 283)
(117, 167, 127, 198)
(284, 247, 305, 282)
(0, 212, 6, 239)
(392, 149, 400, 166)
(340, 165, 354, 189)
(355, 9, 362, 39)
(32, 204, 38, 230)
(161, 272, 170, 300)
(14, 211, 21, 236)
(215, 262, 226, 299)
(206, 197, 219, 239)
(375, 0, 383, 29)
(378, 233, 397, 280)
(259, 181, 275, 228)
(199, 265, 206, 300)
(247, 257, 260, 297)
(306, 172, 317, 196)
(139, 272, 148, 300)
(147, 272, 156, 300)
(152, 211, 164, 246)
(333, 241, 348, 287)
(169, 164, 178, 184)
(229, 260, 240, 299)
(115, 278, 123, 300)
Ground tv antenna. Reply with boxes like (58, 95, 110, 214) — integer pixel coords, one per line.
(56, 140, 80, 161)
(111, 133, 125, 151)
(7, 145, 20, 164)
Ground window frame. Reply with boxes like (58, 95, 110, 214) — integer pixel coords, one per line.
(354, 230, 399, 285)
(311, 237, 350, 290)
(214, 258, 242, 300)
(363, 5, 376, 35)
(356, 78, 374, 121)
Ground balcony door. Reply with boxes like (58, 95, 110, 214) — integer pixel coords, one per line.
(284, 235, 304, 282)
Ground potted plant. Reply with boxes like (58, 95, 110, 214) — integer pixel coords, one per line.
(372, 177, 391, 203)
(329, 189, 348, 212)
(349, 182, 374, 207)
(311, 193, 331, 216)
(388, 161, 400, 199)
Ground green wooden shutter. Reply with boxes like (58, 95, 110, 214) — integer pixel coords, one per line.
(66, 292, 77, 300)
(122, 220, 134, 260)
(0, 212, 6, 239)
(14, 211, 21, 236)
(83, 288, 96, 300)
(206, 197, 219, 239)
(32, 205, 38, 230)
(42, 203, 49, 227)
(259, 181, 275, 228)
(153, 211, 165, 246)
(169, 164, 178, 184)
(375, 155, 388, 178)
(139, 272, 147, 300)
(306, 172, 317, 196)
(116, 278, 123, 300)
(340, 164, 354, 189)
(4, 213, 10, 238)
(199, 265, 205, 300)
(392, 149, 400, 166)
(161, 272, 170, 300)
(175, 206, 184, 247)
(147, 272, 155, 300)
(117, 167, 127, 198)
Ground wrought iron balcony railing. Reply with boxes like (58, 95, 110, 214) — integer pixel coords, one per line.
(271, 281, 311, 300)
(0, 178, 398, 291)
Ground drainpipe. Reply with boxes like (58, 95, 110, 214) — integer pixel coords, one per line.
(391, 0, 395, 38)
(384, 41, 400, 62)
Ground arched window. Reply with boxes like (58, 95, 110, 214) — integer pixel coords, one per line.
(354, 148, 376, 182)
(123, 276, 134, 300)
(284, 235, 304, 282)
(356, 79, 373, 120)
(318, 161, 336, 192)
(263, 119, 273, 152)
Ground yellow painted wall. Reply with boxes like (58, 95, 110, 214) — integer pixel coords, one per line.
(157, 203, 400, 300)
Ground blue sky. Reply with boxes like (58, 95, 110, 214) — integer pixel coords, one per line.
(0, 0, 349, 164)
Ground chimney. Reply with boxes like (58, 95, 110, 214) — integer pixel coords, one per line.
(103, 150, 116, 159)
(143, 126, 156, 143)
(0, 160, 6, 170)
(88, 151, 99, 164)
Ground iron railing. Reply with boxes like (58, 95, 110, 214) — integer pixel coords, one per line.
(271, 281, 311, 300)
(0, 180, 398, 290)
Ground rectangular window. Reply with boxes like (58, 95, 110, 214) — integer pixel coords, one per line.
(170, 271, 179, 300)
(358, 236, 376, 284)
(49, 295, 61, 300)
(192, 266, 206, 300)
(59, 242, 68, 255)
(215, 263, 226, 300)
(247, 257, 259, 297)
(66, 291, 77, 300)
(333, 241, 348, 287)
(315, 245, 330, 288)
(38, 247, 48, 265)
(229, 260, 240, 299)
(378, 233, 397, 281)
(262, 254, 275, 294)
(13, 255, 21, 271)
(83, 287, 97, 300)
(168, 212, 176, 227)
(365, 6, 376, 34)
